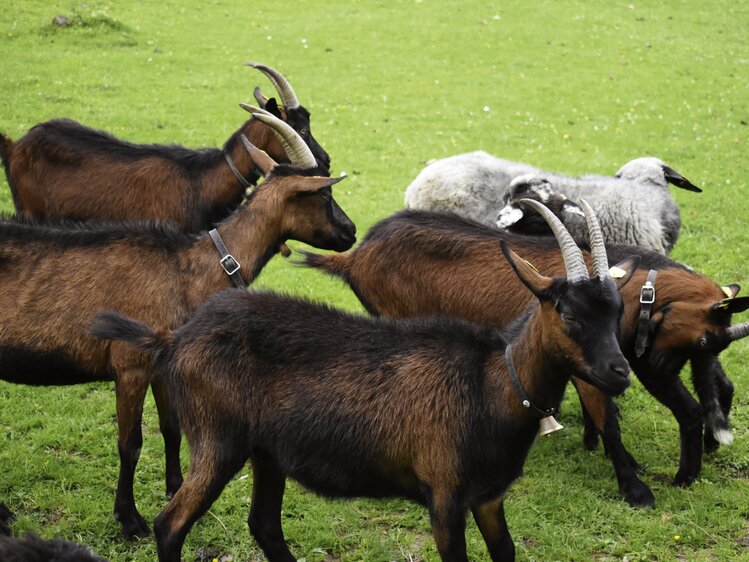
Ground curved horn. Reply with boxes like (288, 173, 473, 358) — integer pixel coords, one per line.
(518, 198, 588, 282)
(250, 112, 317, 169)
(727, 322, 749, 341)
(578, 199, 609, 281)
(245, 62, 300, 109)
(239, 102, 275, 119)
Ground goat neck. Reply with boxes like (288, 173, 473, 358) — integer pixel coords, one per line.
(181, 186, 284, 307)
(500, 305, 570, 422)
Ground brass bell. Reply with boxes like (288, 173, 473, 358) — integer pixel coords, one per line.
(538, 415, 564, 436)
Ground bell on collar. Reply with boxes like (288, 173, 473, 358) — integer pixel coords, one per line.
(538, 415, 564, 436)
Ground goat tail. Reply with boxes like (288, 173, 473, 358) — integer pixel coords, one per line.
(89, 310, 168, 355)
(298, 250, 352, 279)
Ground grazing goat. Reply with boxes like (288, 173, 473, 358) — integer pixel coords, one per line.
(0, 62, 330, 231)
(0, 112, 355, 540)
(303, 208, 749, 508)
(92, 200, 635, 562)
(405, 153, 700, 253)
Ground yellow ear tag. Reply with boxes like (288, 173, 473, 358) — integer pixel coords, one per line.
(609, 266, 626, 279)
(523, 259, 539, 273)
(722, 286, 734, 298)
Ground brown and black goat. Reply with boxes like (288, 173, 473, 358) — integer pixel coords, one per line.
(0, 62, 330, 232)
(0, 111, 355, 540)
(92, 200, 636, 562)
(303, 208, 749, 509)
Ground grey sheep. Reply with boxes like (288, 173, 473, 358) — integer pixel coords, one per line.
(405, 153, 700, 254)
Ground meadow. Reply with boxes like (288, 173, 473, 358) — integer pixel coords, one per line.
(1, 1, 748, 560)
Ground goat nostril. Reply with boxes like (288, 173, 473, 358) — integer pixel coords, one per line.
(611, 362, 630, 378)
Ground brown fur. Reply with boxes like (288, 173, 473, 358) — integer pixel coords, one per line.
(303, 211, 743, 506)
(0, 157, 354, 539)
(3, 118, 289, 230)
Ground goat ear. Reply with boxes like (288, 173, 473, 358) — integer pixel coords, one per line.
(712, 296, 749, 316)
(265, 97, 283, 118)
(500, 241, 554, 298)
(293, 174, 346, 195)
(253, 86, 269, 108)
(721, 284, 741, 298)
(239, 135, 277, 176)
(607, 256, 640, 289)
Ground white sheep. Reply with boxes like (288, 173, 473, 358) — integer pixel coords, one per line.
(405, 154, 701, 254)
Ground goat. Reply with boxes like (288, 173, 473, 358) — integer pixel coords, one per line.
(0, 62, 330, 232)
(405, 153, 700, 253)
(92, 200, 636, 562)
(0, 111, 355, 540)
(302, 208, 749, 508)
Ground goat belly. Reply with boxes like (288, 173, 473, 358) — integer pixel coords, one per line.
(0, 345, 111, 385)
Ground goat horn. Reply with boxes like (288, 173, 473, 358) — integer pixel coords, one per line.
(727, 322, 749, 341)
(245, 62, 300, 110)
(578, 199, 609, 281)
(250, 112, 317, 169)
(517, 198, 588, 282)
(239, 103, 275, 118)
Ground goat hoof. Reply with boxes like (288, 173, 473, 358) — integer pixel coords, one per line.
(672, 472, 697, 488)
(166, 477, 184, 499)
(583, 432, 599, 451)
(704, 435, 719, 454)
(623, 482, 655, 508)
(120, 514, 151, 540)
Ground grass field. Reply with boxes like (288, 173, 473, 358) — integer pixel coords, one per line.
(1, 1, 749, 560)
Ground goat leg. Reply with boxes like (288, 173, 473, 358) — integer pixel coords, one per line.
(572, 379, 653, 507)
(114, 368, 151, 539)
(638, 372, 703, 487)
(472, 497, 515, 561)
(248, 450, 296, 562)
(151, 378, 184, 497)
(690, 353, 734, 453)
(0, 502, 13, 535)
(154, 448, 246, 562)
(426, 487, 470, 562)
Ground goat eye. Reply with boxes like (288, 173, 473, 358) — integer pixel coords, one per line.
(698, 336, 708, 348)
(299, 128, 309, 136)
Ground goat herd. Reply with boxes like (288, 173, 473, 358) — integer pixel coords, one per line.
(0, 62, 746, 562)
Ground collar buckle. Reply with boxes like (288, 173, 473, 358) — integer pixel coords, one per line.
(220, 254, 241, 276)
(640, 282, 655, 304)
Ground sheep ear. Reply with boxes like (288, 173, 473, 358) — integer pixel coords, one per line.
(561, 200, 584, 217)
(239, 135, 277, 175)
(607, 256, 640, 289)
(663, 165, 702, 192)
(496, 204, 524, 228)
(293, 174, 346, 195)
(501, 241, 554, 298)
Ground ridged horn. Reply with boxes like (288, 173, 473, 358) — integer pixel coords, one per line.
(727, 322, 749, 341)
(245, 62, 300, 109)
(239, 102, 275, 119)
(518, 199, 588, 282)
(578, 199, 609, 281)
(250, 112, 316, 169)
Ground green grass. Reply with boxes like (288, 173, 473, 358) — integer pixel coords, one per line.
(1, 1, 749, 560)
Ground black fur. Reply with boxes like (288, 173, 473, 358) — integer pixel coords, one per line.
(0, 346, 111, 385)
(0, 533, 108, 562)
(0, 214, 195, 253)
